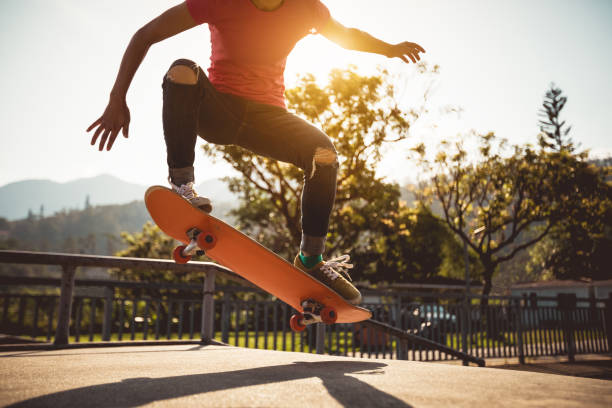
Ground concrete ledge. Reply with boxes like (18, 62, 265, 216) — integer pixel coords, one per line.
(1, 345, 611, 407)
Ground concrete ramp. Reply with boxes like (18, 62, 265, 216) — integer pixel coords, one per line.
(1, 345, 610, 407)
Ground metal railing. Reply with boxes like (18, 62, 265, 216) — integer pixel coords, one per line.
(0, 250, 241, 345)
(2, 250, 609, 365)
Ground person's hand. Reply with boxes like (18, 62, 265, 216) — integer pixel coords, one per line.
(87, 97, 131, 151)
(387, 42, 426, 64)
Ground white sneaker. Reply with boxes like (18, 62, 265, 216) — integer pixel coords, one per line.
(169, 179, 212, 213)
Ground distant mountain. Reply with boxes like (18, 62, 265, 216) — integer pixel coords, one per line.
(0, 175, 145, 221)
(0, 175, 237, 221)
(0, 188, 237, 277)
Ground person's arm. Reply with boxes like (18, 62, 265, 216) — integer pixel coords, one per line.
(319, 18, 425, 64)
(87, 2, 198, 151)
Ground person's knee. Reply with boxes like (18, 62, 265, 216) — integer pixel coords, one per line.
(166, 64, 198, 85)
(313, 147, 337, 165)
(307, 147, 337, 179)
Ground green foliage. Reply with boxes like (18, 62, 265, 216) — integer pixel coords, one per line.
(202, 65, 445, 283)
(113, 222, 202, 285)
(538, 84, 574, 153)
(369, 203, 479, 283)
(0, 216, 17, 252)
(525, 85, 612, 281)
(413, 85, 612, 294)
(115, 222, 175, 260)
(112, 223, 258, 299)
(1, 201, 149, 255)
(0, 202, 150, 277)
(527, 160, 612, 281)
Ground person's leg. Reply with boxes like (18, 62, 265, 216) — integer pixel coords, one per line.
(162, 59, 203, 186)
(227, 100, 361, 304)
(234, 102, 338, 257)
(162, 58, 242, 212)
(299, 146, 338, 258)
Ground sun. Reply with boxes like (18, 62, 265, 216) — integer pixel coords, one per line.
(285, 34, 379, 87)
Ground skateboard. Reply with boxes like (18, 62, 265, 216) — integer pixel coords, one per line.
(144, 185, 371, 332)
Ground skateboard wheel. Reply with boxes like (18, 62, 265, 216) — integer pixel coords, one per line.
(172, 245, 192, 264)
(320, 307, 337, 325)
(197, 232, 217, 250)
(290, 313, 306, 332)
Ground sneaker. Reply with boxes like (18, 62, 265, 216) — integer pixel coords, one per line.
(169, 179, 212, 213)
(294, 254, 362, 305)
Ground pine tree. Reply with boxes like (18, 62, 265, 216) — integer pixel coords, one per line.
(538, 84, 575, 152)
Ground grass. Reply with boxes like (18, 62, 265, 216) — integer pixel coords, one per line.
(27, 329, 367, 355)
(445, 328, 607, 350)
(18, 325, 606, 359)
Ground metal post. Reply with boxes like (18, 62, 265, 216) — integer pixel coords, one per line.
(316, 323, 325, 354)
(514, 298, 525, 364)
(102, 286, 114, 341)
(461, 239, 470, 363)
(221, 292, 229, 344)
(605, 293, 612, 352)
(201, 269, 216, 343)
(395, 295, 402, 358)
(464, 240, 470, 295)
(558, 293, 577, 363)
(462, 294, 470, 362)
(398, 339, 408, 360)
(54, 264, 76, 345)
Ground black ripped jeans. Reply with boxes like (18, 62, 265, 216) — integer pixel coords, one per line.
(162, 59, 337, 254)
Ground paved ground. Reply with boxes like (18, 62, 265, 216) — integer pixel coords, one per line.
(436, 353, 612, 381)
(1, 344, 611, 408)
(488, 355, 612, 381)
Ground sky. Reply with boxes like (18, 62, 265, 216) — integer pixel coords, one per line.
(1, 0, 611, 188)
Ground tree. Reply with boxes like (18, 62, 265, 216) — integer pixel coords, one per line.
(413, 134, 606, 297)
(203, 65, 438, 282)
(77, 233, 96, 254)
(0, 217, 9, 231)
(114, 222, 262, 303)
(521, 150, 610, 281)
(372, 202, 478, 283)
(412, 86, 611, 297)
(526, 85, 612, 282)
(527, 211, 612, 281)
(113, 222, 197, 284)
(538, 84, 574, 153)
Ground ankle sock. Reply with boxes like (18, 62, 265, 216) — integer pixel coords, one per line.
(299, 253, 323, 269)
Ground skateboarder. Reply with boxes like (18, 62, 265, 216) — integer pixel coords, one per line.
(87, 0, 425, 305)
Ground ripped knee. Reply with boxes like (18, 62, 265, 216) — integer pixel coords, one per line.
(308, 147, 337, 179)
(166, 64, 198, 85)
(313, 147, 337, 165)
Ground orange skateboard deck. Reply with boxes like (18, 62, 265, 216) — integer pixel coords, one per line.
(145, 186, 371, 329)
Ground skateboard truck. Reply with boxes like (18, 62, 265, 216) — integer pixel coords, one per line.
(290, 299, 337, 332)
(172, 228, 217, 264)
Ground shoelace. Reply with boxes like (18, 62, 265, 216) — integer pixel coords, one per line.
(176, 182, 197, 200)
(320, 254, 354, 282)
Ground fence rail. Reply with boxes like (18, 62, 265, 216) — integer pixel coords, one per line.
(1, 250, 610, 366)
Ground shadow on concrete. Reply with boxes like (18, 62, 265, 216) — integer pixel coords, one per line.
(0, 347, 232, 359)
(493, 359, 612, 381)
(7, 361, 412, 408)
(0, 335, 44, 345)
